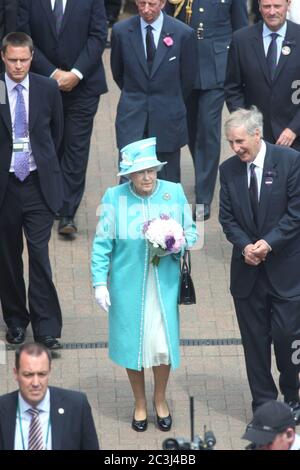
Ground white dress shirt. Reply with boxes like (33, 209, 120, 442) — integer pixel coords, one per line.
(247, 139, 266, 201)
(5, 73, 37, 173)
(14, 389, 52, 450)
(140, 12, 164, 59)
(50, 0, 67, 12)
(263, 22, 287, 65)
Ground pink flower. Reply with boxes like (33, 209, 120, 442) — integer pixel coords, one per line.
(163, 36, 173, 47)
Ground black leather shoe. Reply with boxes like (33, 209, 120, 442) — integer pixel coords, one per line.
(6, 327, 26, 344)
(58, 217, 77, 235)
(156, 412, 172, 432)
(193, 204, 210, 221)
(34, 336, 61, 350)
(132, 411, 148, 432)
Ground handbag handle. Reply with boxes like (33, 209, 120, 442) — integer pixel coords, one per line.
(182, 250, 191, 274)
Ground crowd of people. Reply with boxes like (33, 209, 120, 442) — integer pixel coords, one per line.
(1, 0, 300, 450)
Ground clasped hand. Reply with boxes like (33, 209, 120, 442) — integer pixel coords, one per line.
(95, 286, 111, 312)
(243, 239, 270, 266)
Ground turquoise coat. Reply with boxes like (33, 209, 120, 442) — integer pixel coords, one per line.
(91, 180, 198, 371)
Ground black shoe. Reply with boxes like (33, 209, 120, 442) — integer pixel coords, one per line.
(193, 204, 210, 221)
(156, 412, 172, 432)
(131, 411, 148, 432)
(34, 336, 61, 350)
(286, 400, 300, 425)
(6, 327, 26, 344)
(154, 403, 172, 432)
(58, 217, 77, 235)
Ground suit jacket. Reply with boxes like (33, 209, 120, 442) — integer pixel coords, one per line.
(219, 142, 300, 299)
(165, 0, 248, 90)
(0, 386, 99, 450)
(0, 72, 64, 212)
(110, 13, 198, 152)
(225, 20, 300, 149)
(17, 0, 108, 97)
(0, 0, 17, 38)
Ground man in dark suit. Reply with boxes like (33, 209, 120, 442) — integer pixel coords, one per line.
(0, 32, 63, 349)
(0, 342, 99, 450)
(225, 0, 300, 151)
(219, 106, 300, 415)
(0, 0, 18, 72)
(165, 0, 248, 220)
(18, 0, 108, 235)
(111, 0, 197, 183)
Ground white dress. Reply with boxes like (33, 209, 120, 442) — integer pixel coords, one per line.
(142, 263, 170, 368)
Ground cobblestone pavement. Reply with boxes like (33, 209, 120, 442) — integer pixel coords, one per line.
(0, 44, 284, 451)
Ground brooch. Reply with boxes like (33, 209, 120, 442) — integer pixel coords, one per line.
(282, 45, 291, 56)
(163, 192, 171, 200)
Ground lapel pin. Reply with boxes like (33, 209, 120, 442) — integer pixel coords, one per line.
(264, 177, 273, 185)
(58, 408, 64, 414)
(163, 193, 171, 200)
(282, 46, 291, 56)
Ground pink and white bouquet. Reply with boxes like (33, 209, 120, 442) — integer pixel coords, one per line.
(143, 214, 185, 265)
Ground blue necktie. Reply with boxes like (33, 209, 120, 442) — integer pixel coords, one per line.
(53, 0, 64, 35)
(266, 32, 278, 81)
(146, 25, 156, 70)
(14, 84, 30, 182)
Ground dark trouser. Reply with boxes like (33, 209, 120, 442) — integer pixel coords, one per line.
(157, 150, 181, 183)
(234, 267, 300, 412)
(186, 88, 224, 205)
(0, 172, 62, 338)
(59, 92, 100, 218)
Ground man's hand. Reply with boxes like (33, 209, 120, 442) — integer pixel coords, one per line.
(52, 70, 80, 92)
(243, 244, 262, 266)
(252, 239, 271, 261)
(276, 128, 297, 147)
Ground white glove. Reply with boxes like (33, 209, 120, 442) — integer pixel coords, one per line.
(95, 286, 111, 312)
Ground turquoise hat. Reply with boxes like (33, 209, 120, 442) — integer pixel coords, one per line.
(117, 137, 167, 177)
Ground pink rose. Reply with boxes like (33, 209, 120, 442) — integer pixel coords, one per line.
(163, 36, 173, 47)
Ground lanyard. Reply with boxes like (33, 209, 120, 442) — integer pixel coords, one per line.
(17, 401, 51, 450)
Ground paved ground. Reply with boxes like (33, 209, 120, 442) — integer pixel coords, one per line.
(0, 34, 285, 451)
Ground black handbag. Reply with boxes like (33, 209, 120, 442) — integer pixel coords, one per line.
(178, 250, 196, 305)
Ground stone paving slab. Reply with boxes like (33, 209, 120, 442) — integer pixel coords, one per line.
(0, 40, 288, 451)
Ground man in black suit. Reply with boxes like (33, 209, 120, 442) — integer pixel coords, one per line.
(219, 106, 300, 415)
(165, 0, 248, 220)
(18, 0, 108, 235)
(0, 32, 63, 349)
(111, 0, 197, 183)
(0, 0, 18, 72)
(0, 342, 99, 450)
(225, 0, 300, 151)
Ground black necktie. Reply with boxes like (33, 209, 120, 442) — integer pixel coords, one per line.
(249, 163, 259, 225)
(53, 0, 64, 35)
(146, 25, 156, 69)
(266, 32, 278, 81)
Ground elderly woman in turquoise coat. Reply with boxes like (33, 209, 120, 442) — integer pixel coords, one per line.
(91, 137, 198, 432)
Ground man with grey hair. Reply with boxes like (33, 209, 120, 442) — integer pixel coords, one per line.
(219, 106, 300, 419)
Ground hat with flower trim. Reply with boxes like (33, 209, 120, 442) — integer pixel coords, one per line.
(117, 137, 167, 177)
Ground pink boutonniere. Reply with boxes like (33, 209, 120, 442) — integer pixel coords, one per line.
(163, 36, 173, 47)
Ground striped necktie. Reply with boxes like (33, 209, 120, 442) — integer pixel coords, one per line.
(28, 408, 44, 450)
